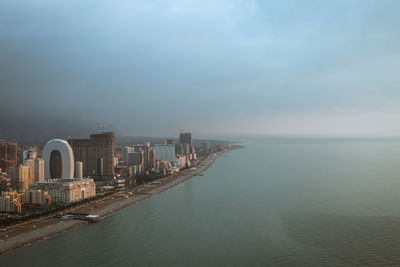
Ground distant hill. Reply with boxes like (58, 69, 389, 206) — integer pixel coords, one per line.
(0, 117, 226, 147)
(0, 117, 121, 146)
(115, 136, 226, 147)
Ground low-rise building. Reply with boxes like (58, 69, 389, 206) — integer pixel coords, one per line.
(158, 160, 172, 171)
(23, 190, 52, 206)
(30, 178, 96, 203)
(75, 161, 83, 178)
(0, 191, 23, 213)
(115, 165, 132, 178)
(176, 154, 188, 169)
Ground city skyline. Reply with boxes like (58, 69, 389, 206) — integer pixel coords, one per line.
(2, 1, 400, 264)
(2, 0, 400, 138)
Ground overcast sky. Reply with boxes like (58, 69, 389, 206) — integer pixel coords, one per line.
(1, 0, 400, 138)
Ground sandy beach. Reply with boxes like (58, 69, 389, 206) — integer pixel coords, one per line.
(0, 147, 238, 254)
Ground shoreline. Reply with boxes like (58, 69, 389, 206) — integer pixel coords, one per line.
(0, 146, 241, 254)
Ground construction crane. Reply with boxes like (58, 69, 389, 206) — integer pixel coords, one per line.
(98, 124, 107, 133)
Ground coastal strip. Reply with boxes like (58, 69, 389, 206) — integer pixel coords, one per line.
(0, 146, 241, 254)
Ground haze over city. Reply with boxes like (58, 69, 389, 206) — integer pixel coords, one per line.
(2, 0, 400, 139)
(4, 1, 400, 266)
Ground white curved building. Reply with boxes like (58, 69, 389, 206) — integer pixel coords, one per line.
(43, 139, 74, 180)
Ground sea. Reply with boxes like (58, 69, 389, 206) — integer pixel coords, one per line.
(3, 136, 400, 266)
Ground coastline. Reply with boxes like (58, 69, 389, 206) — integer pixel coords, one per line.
(0, 146, 241, 254)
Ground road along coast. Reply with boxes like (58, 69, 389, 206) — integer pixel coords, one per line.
(0, 146, 242, 254)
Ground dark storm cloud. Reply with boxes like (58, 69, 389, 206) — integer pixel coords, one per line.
(2, 0, 400, 139)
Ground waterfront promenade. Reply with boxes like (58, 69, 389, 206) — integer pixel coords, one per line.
(0, 146, 240, 254)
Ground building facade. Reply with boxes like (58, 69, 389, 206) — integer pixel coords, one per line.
(68, 132, 115, 177)
(42, 139, 75, 179)
(75, 161, 83, 178)
(179, 132, 192, 152)
(23, 149, 37, 163)
(127, 151, 142, 166)
(0, 140, 17, 171)
(154, 144, 176, 162)
(122, 146, 133, 162)
(23, 190, 52, 205)
(176, 155, 188, 169)
(8, 165, 30, 191)
(30, 178, 96, 203)
(35, 158, 45, 182)
(23, 158, 44, 184)
(0, 191, 22, 213)
(23, 159, 36, 186)
(133, 144, 149, 170)
(175, 143, 184, 155)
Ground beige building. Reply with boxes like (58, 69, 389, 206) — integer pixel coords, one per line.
(23, 159, 36, 185)
(7, 165, 31, 191)
(176, 154, 188, 169)
(30, 178, 96, 203)
(34, 158, 44, 182)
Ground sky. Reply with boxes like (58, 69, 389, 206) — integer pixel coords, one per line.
(1, 0, 400, 139)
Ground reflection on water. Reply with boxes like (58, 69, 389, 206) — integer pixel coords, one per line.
(3, 137, 400, 266)
(280, 211, 400, 266)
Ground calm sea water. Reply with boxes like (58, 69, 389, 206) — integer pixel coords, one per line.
(3, 136, 400, 266)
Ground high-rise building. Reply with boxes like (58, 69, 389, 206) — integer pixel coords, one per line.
(184, 143, 190, 155)
(91, 132, 115, 176)
(23, 149, 37, 164)
(7, 165, 30, 191)
(0, 140, 17, 171)
(68, 132, 115, 177)
(115, 147, 123, 160)
(127, 151, 142, 166)
(122, 146, 133, 162)
(133, 143, 151, 170)
(149, 148, 156, 170)
(23, 158, 45, 183)
(67, 138, 91, 175)
(179, 132, 192, 155)
(132, 145, 145, 170)
(154, 144, 176, 162)
(145, 142, 151, 170)
(35, 158, 44, 182)
(175, 143, 184, 155)
(23, 159, 36, 185)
